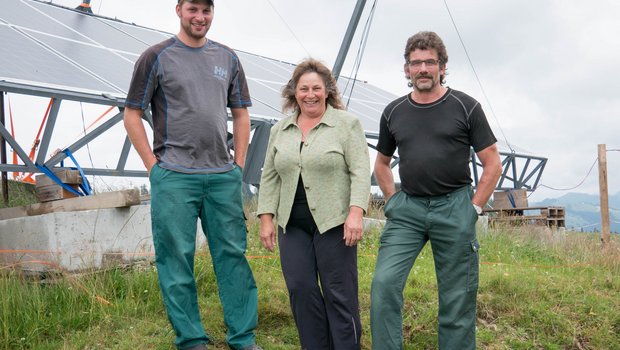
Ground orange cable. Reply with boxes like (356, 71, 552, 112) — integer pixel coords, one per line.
(61, 105, 116, 151)
(246, 255, 278, 259)
(0, 249, 602, 268)
(18, 98, 54, 183)
(0, 249, 279, 259)
(29, 98, 53, 161)
(0, 249, 63, 254)
(1, 250, 601, 269)
(86, 105, 115, 130)
(481, 261, 594, 269)
(77, 105, 115, 138)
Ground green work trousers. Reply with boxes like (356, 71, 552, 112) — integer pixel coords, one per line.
(150, 164, 258, 350)
(370, 186, 479, 350)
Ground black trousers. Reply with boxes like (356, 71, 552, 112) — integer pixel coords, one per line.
(279, 201, 362, 350)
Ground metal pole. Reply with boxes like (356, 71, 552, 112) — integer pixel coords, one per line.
(332, 0, 367, 81)
(1, 92, 8, 205)
(598, 144, 610, 245)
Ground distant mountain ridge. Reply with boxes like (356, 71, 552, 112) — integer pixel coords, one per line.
(532, 192, 620, 233)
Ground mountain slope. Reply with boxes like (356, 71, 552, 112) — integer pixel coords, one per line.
(533, 192, 620, 232)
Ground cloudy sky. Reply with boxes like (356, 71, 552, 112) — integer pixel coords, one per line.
(31, 0, 620, 202)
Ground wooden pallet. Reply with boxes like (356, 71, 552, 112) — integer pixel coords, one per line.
(35, 169, 83, 202)
(483, 206, 565, 228)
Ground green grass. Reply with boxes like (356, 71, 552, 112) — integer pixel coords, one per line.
(0, 180, 38, 208)
(1, 216, 619, 349)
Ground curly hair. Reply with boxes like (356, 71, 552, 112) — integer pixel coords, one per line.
(281, 58, 344, 113)
(404, 31, 449, 85)
(178, 0, 214, 7)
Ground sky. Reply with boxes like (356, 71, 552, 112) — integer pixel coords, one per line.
(13, 0, 620, 202)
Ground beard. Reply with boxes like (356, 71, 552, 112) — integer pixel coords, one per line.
(413, 74, 438, 92)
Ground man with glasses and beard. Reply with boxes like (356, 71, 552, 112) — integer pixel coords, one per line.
(370, 31, 502, 349)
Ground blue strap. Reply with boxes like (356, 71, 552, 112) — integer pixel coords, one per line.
(36, 164, 84, 197)
(35, 149, 92, 197)
(507, 190, 516, 208)
(63, 149, 91, 195)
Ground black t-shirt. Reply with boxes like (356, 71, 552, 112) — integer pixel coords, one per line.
(293, 142, 307, 204)
(376, 88, 497, 196)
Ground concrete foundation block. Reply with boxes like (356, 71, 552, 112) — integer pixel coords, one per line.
(0, 204, 206, 272)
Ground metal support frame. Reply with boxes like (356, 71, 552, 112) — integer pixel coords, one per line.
(0, 82, 547, 193)
(1, 92, 8, 204)
(0, 85, 286, 185)
(44, 111, 125, 168)
(243, 120, 276, 185)
(470, 149, 547, 191)
(36, 98, 61, 165)
(332, 0, 367, 80)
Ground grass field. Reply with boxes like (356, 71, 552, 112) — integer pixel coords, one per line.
(1, 206, 619, 349)
(0, 180, 37, 208)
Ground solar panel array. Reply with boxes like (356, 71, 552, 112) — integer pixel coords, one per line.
(0, 0, 546, 191)
(0, 0, 396, 133)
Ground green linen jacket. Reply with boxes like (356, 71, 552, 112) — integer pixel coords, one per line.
(256, 105, 371, 233)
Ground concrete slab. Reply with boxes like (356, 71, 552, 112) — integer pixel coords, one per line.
(0, 204, 206, 272)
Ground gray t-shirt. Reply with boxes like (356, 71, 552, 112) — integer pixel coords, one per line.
(125, 36, 252, 173)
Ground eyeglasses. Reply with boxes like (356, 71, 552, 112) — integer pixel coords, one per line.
(406, 59, 441, 68)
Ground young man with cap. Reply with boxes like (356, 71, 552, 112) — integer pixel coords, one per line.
(124, 1, 261, 349)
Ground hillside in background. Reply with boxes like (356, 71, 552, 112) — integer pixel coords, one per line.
(533, 192, 620, 233)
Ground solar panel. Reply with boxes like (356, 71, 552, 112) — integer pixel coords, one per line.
(0, 0, 547, 191)
(0, 0, 396, 132)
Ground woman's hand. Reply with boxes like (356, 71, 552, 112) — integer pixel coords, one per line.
(344, 206, 364, 247)
(259, 214, 277, 252)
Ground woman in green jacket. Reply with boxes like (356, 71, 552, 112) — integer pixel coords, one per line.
(257, 58, 370, 350)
